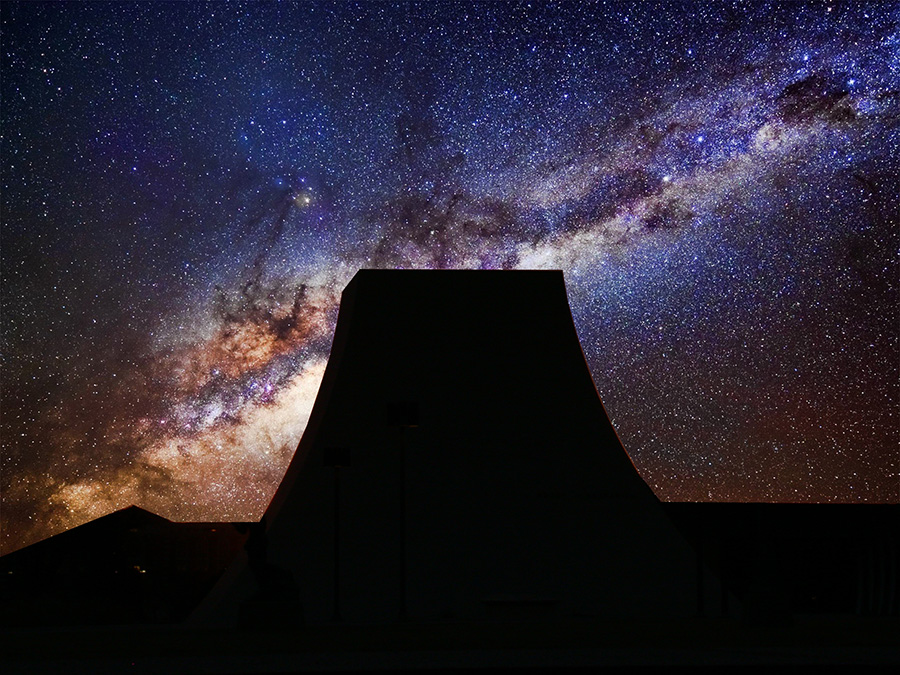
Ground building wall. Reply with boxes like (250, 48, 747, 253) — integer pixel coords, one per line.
(260, 270, 698, 624)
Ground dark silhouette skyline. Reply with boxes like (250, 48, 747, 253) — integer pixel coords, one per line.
(3, 0, 896, 560)
(2, 270, 895, 675)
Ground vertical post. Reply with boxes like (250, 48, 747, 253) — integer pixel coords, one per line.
(721, 562, 729, 617)
(324, 446, 350, 622)
(696, 539, 704, 618)
(332, 465, 342, 622)
(387, 401, 418, 623)
(399, 428, 408, 622)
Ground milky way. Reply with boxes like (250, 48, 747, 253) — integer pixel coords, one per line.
(2, 1, 898, 553)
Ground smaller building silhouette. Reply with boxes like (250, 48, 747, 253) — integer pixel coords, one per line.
(0, 506, 247, 627)
(666, 502, 898, 623)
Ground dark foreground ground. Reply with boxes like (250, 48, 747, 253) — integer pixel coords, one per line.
(3, 615, 898, 674)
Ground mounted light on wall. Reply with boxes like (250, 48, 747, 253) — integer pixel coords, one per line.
(387, 401, 420, 428)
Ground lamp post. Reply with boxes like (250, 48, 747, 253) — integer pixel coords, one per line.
(324, 446, 351, 622)
(387, 401, 419, 622)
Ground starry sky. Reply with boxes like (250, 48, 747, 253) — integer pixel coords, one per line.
(2, 1, 898, 554)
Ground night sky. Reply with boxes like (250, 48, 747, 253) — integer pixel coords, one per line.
(2, 1, 898, 554)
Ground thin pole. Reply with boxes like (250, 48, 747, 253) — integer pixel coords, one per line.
(332, 466, 342, 622)
(696, 539, 704, 617)
(399, 429, 408, 621)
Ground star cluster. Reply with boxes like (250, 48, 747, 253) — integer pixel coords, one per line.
(2, 1, 898, 553)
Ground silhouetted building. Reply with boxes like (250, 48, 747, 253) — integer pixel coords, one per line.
(666, 502, 899, 623)
(0, 506, 247, 627)
(209, 269, 699, 625)
(0, 266, 895, 675)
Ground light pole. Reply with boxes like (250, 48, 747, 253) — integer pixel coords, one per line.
(324, 446, 351, 622)
(387, 401, 419, 622)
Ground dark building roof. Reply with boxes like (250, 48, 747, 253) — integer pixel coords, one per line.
(0, 505, 247, 627)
